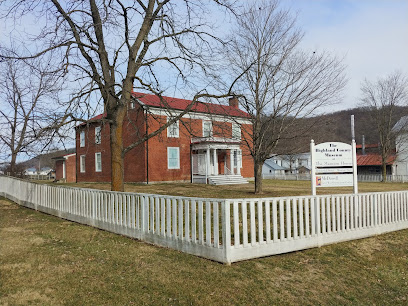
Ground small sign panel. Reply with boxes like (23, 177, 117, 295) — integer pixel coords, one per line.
(315, 168, 354, 174)
(315, 142, 352, 167)
(316, 174, 353, 187)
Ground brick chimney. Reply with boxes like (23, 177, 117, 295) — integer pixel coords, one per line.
(229, 96, 239, 109)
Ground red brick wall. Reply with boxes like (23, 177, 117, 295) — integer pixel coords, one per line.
(76, 105, 147, 183)
(65, 155, 76, 183)
(76, 122, 112, 182)
(240, 122, 254, 178)
(55, 160, 64, 181)
(146, 115, 196, 182)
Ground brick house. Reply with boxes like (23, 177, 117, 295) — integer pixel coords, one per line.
(54, 153, 76, 182)
(75, 92, 254, 184)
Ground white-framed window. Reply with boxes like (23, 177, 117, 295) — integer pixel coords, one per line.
(95, 152, 102, 172)
(129, 101, 135, 109)
(167, 118, 179, 138)
(95, 126, 101, 144)
(203, 121, 212, 137)
(80, 131, 85, 147)
(167, 147, 180, 169)
(232, 123, 241, 140)
(80, 155, 86, 173)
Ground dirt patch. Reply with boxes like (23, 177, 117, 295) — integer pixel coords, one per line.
(1, 289, 54, 305)
(353, 239, 384, 260)
(1, 227, 25, 233)
(0, 199, 18, 209)
(0, 263, 32, 273)
(30, 237, 46, 245)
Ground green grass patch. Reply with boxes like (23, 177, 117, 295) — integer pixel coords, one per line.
(1, 197, 408, 305)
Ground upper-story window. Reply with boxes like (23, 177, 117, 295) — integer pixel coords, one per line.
(80, 131, 85, 147)
(167, 118, 179, 138)
(232, 123, 241, 140)
(95, 126, 101, 144)
(129, 101, 135, 109)
(203, 121, 212, 137)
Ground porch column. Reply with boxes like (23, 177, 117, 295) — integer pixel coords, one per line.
(237, 150, 241, 175)
(206, 148, 210, 182)
(63, 160, 66, 179)
(213, 149, 218, 175)
(230, 149, 234, 175)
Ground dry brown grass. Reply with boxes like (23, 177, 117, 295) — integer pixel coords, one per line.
(1, 196, 408, 305)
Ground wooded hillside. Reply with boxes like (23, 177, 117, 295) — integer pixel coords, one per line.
(273, 106, 408, 154)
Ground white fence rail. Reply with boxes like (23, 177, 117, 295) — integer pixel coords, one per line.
(1, 176, 408, 264)
(263, 173, 408, 183)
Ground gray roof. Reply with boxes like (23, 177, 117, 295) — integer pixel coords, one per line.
(264, 160, 286, 170)
(393, 116, 408, 132)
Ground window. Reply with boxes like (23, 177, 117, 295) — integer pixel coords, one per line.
(167, 147, 180, 169)
(203, 121, 212, 137)
(80, 131, 85, 147)
(167, 118, 179, 138)
(95, 126, 101, 144)
(95, 152, 102, 172)
(80, 155, 86, 173)
(232, 123, 241, 140)
(129, 101, 135, 109)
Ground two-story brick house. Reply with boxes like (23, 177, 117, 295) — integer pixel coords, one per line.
(75, 92, 254, 184)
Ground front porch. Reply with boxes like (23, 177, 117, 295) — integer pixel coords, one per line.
(191, 137, 248, 185)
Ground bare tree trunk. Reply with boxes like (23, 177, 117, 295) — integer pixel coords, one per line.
(110, 106, 126, 191)
(10, 152, 17, 176)
(254, 161, 263, 194)
(382, 163, 387, 182)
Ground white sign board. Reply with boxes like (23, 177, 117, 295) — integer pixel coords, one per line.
(314, 142, 352, 167)
(310, 140, 358, 195)
(316, 174, 354, 187)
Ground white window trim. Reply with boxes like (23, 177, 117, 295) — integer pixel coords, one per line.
(232, 123, 241, 140)
(95, 152, 102, 172)
(80, 155, 86, 173)
(167, 147, 180, 169)
(202, 121, 213, 137)
(167, 118, 179, 138)
(80, 131, 85, 147)
(95, 126, 101, 144)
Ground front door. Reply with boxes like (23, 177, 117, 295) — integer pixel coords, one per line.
(218, 151, 226, 175)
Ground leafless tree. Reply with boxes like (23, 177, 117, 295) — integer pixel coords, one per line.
(0, 55, 65, 176)
(227, 1, 347, 194)
(1, 0, 235, 191)
(361, 71, 408, 181)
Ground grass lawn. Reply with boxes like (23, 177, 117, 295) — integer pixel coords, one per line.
(1, 196, 408, 305)
(47, 179, 408, 198)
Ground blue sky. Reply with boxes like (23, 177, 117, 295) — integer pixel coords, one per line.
(285, 0, 408, 111)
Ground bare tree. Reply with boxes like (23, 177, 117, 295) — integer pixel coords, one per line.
(1, 0, 235, 191)
(227, 1, 347, 194)
(0, 55, 65, 176)
(360, 71, 408, 181)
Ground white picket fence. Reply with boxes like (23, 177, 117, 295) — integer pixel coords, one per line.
(1, 176, 408, 264)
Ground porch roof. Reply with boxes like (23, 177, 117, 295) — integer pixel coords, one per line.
(191, 137, 241, 150)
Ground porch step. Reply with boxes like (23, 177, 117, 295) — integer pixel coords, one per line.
(208, 175, 249, 185)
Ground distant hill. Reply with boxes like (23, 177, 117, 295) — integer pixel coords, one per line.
(274, 106, 408, 154)
(19, 148, 75, 171)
